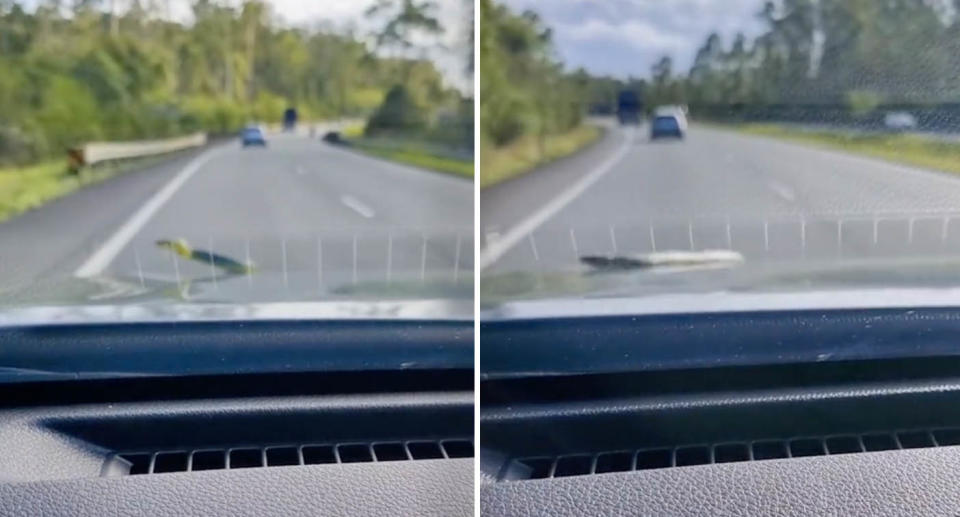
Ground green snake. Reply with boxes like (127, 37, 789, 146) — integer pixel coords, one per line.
(156, 239, 255, 275)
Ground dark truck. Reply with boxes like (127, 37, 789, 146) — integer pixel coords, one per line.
(283, 107, 298, 131)
(617, 91, 642, 125)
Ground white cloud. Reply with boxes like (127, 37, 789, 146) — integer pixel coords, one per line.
(500, 0, 767, 78)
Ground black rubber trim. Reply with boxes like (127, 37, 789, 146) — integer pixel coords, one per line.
(481, 356, 960, 405)
(0, 319, 472, 383)
(0, 369, 472, 408)
(481, 307, 960, 379)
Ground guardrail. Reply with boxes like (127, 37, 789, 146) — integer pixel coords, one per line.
(68, 132, 207, 170)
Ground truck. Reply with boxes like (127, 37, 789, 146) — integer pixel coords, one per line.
(617, 91, 642, 125)
(283, 107, 298, 131)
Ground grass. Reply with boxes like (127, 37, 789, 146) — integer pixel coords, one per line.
(341, 124, 474, 179)
(0, 153, 180, 223)
(341, 124, 365, 139)
(479, 125, 602, 188)
(351, 142, 474, 178)
(731, 123, 960, 176)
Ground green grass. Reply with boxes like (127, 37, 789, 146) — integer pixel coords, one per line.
(352, 142, 474, 178)
(0, 153, 181, 223)
(342, 126, 473, 179)
(0, 161, 80, 222)
(479, 125, 602, 188)
(341, 123, 365, 139)
(731, 123, 960, 176)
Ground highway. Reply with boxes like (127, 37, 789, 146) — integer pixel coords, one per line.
(0, 132, 473, 300)
(480, 123, 960, 273)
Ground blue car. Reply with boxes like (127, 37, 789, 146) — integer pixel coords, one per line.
(650, 115, 685, 140)
(241, 126, 267, 147)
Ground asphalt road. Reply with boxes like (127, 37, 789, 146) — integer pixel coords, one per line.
(0, 132, 473, 299)
(481, 122, 960, 273)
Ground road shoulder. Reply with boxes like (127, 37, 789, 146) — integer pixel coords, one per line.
(480, 122, 628, 240)
(0, 147, 213, 291)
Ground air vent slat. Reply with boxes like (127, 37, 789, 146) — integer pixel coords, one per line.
(302, 445, 336, 465)
(153, 451, 188, 473)
(117, 453, 151, 475)
(935, 428, 960, 445)
(505, 427, 960, 481)
(440, 440, 474, 459)
(190, 450, 226, 471)
(595, 451, 633, 473)
(407, 441, 445, 460)
(110, 438, 472, 476)
(265, 446, 300, 467)
(373, 442, 409, 462)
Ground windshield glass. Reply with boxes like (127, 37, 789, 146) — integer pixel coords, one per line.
(479, 0, 960, 311)
(0, 0, 474, 322)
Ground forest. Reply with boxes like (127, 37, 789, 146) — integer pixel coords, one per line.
(481, 0, 960, 168)
(0, 0, 468, 166)
(649, 0, 960, 116)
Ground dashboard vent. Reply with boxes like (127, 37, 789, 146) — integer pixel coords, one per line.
(504, 428, 960, 481)
(108, 439, 473, 476)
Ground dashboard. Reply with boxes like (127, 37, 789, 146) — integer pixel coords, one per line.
(480, 306, 960, 516)
(0, 319, 473, 517)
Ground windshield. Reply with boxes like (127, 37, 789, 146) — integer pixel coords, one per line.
(0, 0, 474, 323)
(479, 0, 960, 311)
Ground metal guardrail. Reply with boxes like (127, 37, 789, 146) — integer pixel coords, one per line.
(64, 119, 365, 171)
(68, 132, 207, 169)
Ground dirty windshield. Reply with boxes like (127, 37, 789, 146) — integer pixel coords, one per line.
(0, 0, 474, 322)
(479, 0, 960, 307)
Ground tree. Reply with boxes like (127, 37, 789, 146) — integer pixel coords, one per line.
(365, 84, 427, 135)
(365, 0, 444, 80)
(0, 0, 464, 166)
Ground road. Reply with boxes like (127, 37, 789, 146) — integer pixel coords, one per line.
(0, 132, 473, 300)
(480, 122, 960, 273)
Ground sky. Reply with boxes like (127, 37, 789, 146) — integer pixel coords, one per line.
(263, 0, 472, 91)
(500, 0, 769, 79)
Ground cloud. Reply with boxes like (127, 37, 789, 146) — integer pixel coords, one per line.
(500, 0, 767, 78)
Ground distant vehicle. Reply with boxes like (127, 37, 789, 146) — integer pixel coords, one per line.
(650, 114, 686, 140)
(884, 111, 917, 131)
(322, 131, 348, 145)
(241, 126, 267, 147)
(617, 91, 642, 125)
(283, 108, 298, 131)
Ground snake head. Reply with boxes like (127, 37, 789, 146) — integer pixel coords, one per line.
(156, 238, 192, 257)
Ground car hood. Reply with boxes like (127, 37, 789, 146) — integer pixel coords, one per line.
(481, 255, 960, 318)
(0, 270, 473, 325)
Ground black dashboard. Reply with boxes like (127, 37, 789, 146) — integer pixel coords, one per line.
(480, 307, 960, 516)
(0, 319, 473, 517)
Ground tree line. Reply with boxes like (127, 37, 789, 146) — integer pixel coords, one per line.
(481, 0, 960, 148)
(0, 0, 466, 166)
(479, 0, 589, 150)
(644, 0, 960, 119)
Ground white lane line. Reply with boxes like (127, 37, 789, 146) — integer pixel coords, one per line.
(74, 146, 224, 278)
(340, 194, 376, 219)
(478, 128, 634, 270)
